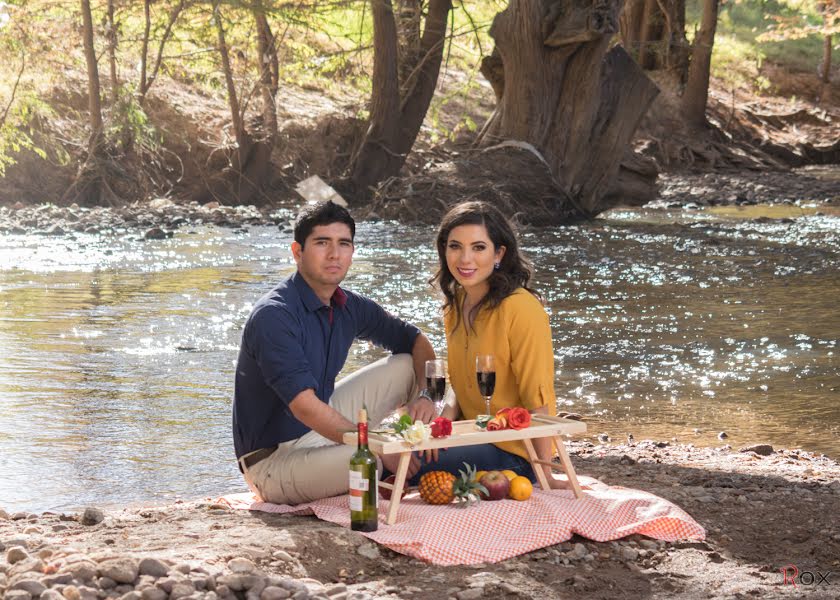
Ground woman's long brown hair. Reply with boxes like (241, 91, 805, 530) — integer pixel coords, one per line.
(431, 201, 539, 333)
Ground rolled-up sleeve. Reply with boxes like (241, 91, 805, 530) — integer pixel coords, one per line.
(246, 305, 318, 405)
(507, 295, 556, 411)
(352, 295, 420, 354)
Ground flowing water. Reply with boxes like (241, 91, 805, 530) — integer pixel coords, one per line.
(1, 203, 838, 513)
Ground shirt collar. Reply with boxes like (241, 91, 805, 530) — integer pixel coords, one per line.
(292, 271, 347, 312)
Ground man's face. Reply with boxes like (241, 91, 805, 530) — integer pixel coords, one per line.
(292, 222, 355, 289)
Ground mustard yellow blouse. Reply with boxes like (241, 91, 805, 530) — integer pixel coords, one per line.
(445, 288, 557, 460)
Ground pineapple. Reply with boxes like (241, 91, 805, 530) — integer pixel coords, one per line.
(418, 463, 487, 506)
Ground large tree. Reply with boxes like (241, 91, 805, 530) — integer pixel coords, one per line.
(349, 0, 453, 195)
(620, 0, 688, 74)
(476, 0, 660, 218)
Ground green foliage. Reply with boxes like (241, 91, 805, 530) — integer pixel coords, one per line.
(0, 93, 52, 176)
(687, 0, 832, 83)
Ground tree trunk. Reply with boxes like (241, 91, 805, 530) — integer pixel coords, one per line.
(620, 0, 688, 75)
(106, 0, 118, 103)
(213, 2, 248, 166)
(140, 0, 151, 102)
(350, 0, 452, 194)
(396, 0, 423, 90)
(821, 34, 832, 84)
(254, 2, 279, 142)
(680, 0, 719, 127)
(477, 0, 660, 218)
(80, 0, 103, 147)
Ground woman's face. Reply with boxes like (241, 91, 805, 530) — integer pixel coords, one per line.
(445, 224, 506, 297)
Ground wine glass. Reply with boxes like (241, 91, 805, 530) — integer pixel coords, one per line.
(475, 354, 496, 417)
(424, 359, 447, 402)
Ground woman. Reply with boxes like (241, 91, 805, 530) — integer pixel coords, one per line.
(409, 201, 566, 488)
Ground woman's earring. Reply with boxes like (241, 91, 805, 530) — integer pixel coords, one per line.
(494, 261, 500, 270)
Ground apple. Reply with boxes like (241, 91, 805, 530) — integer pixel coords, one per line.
(379, 474, 407, 501)
(479, 470, 511, 501)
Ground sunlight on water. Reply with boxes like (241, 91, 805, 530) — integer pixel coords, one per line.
(0, 209, 838, 512)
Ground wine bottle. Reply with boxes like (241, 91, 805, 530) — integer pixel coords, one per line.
(349, 407, 378, 532)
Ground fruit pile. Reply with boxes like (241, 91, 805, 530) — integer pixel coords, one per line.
(413, 464, 533, 505)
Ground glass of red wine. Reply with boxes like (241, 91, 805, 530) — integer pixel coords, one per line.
(475, 354, 496, 417)
(424, 359, 447, 402)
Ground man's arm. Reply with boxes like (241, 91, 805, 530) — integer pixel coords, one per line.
(288, 388, 354, 444)
(289, 388, 422, 477)
(404, 332, 437, 423)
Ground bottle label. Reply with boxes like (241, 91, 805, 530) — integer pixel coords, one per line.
(349, 469, 367, 512)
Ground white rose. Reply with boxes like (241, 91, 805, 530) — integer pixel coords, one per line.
(402, 422, 430, 445)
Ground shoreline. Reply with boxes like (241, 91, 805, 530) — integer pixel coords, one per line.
(3, 440, 839, 599)
(0, 168, 838, 239)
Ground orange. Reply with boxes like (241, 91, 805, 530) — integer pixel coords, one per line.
(508, 476, 533, 501)
(501, 469, 518, 481)
(474, 470, 488, 483)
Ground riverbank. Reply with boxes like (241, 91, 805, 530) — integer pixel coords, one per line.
(2, 441, 838, 600)
(1, 166, 838, 238)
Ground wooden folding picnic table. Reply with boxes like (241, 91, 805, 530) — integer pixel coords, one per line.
(343, 414, 587, 525)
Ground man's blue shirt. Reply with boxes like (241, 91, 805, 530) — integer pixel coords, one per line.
(232, 271, 420, 458)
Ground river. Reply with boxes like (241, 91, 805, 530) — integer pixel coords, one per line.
(1, 203, 838, 513)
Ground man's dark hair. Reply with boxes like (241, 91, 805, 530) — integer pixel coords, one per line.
(293, 201, 355, 247)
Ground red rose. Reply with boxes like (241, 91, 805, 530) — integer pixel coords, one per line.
(486, 417, 505, 431)
(507, 407, 531, 430)
(430, 416, 452, 438)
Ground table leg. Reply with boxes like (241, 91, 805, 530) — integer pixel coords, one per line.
(385, 452, 411, 525)
(553, 436, 583, 498)
(522, 438, 551, 491)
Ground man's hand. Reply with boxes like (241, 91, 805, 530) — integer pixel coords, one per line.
(405, 396, 436, 423)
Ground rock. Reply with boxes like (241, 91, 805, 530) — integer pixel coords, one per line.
(639, 540, 659, 551)
(169, 581, 196, 599)
(138, 559, 169, 579)
(60, 561, 97, 582)
(98, 576, 117, 589)
(0, 508, 9, 520)
(718, 432, 728, 440)
(143, 228, 168, 240)
(42, 573, 74, 587)
(140, 588, 167, 600)
(42, 590, 65, 600)
(271, 551, 294, 563)
(81, 508, 104, 526)
(620, 547, 639, 561)
(570, 543, 587, 560)
(119, 592, 142, 600)
(324, 584, 347, 597)
(227, 558, 256, 574)
(216, 575, 246, 591)
(62, 585, 82, 600)
(740, 444, 774, 456)
(4, 590, 32, 600)
(11, 579, 47, 596)
(456, 588, 484, 600)
(7, 547, 29, 564)
(597, 433, 611, 443)
(173, 563, 191, 574)
(619, 454, 636, 466)
(261, 587, 291, 600)
(356, 544, 379, 560)
(99, 558, 139, 584)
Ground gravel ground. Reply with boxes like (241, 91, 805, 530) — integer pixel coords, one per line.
(2, 440, 839, 600)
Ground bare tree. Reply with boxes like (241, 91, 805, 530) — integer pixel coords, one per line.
(80, 0, 103, 148)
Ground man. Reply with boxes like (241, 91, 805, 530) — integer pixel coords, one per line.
(233, 201, 436, 505)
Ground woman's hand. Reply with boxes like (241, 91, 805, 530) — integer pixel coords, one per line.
(405, 396, 436, 423)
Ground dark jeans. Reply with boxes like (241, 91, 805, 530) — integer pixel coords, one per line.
(382, 443, 536, 486)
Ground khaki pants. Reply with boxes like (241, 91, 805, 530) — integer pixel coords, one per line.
(241, 354, 415, 505)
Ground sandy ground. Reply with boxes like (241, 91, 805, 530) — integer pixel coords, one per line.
(2, 440, 839, 600)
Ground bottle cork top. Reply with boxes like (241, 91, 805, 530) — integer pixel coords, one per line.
(357, 408, 367, 423)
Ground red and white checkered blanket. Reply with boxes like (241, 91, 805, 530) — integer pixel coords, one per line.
(220, 476, 704, 566)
